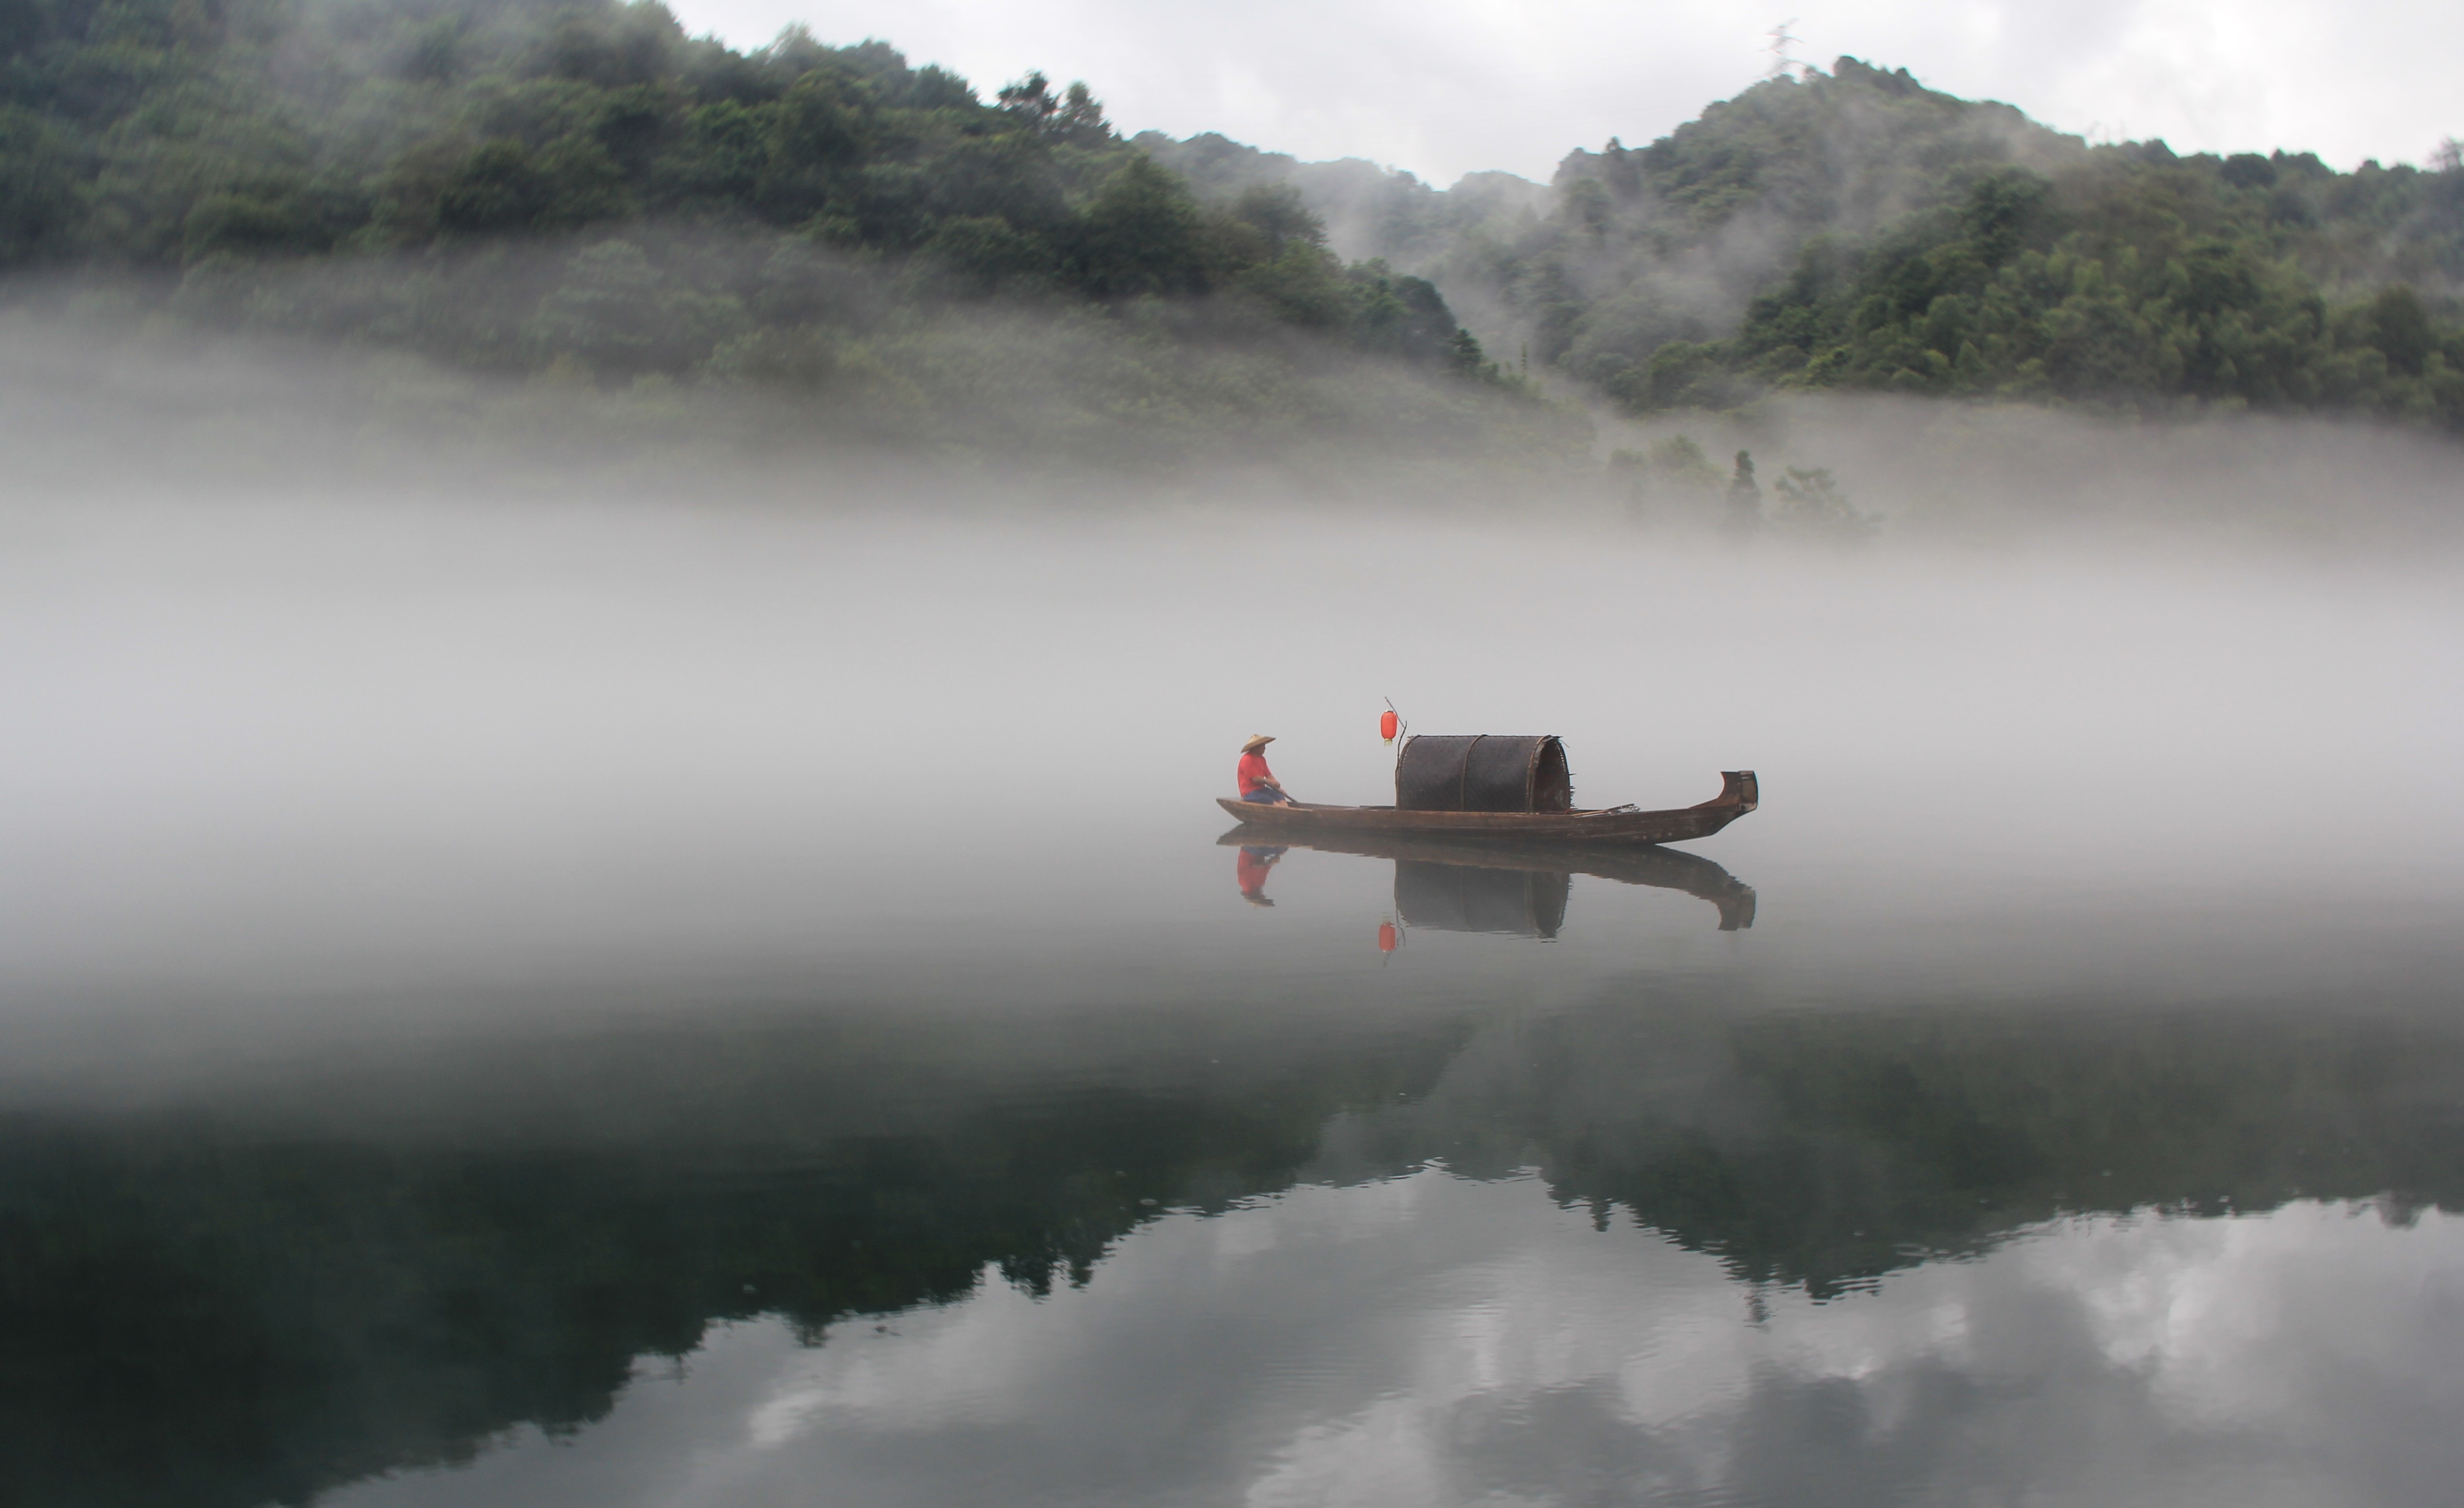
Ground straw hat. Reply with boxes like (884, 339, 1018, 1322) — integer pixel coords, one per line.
(1241, 734, 1275, 752)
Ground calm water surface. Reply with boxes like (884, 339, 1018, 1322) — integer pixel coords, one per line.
(4, 505, 2462, 1507)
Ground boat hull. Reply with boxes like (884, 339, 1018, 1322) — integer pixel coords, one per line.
(1217, 770, 1757, 846)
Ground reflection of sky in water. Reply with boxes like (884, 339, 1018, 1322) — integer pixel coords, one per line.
(336, 1179, 2464, 1508)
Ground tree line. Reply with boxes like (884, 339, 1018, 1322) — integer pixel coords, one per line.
(1499, 61, 2464, 425)
(0, 0, 1505, 391)
(1164, 56, 2464, 431)
(8, 4, 2458, 454)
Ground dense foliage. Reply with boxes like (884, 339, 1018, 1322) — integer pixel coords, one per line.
(1694, 145, 2463, 423)
(0, 0, 1507, 407)
(6, 5, 2460, 437)
(1156, 59, 2464, 429)
(1528, 64, 2464, 425)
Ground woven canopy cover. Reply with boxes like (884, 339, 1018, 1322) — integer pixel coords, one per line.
(1394, 735, 1573, 814)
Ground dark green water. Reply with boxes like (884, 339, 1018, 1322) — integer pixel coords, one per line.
(5, 509, 2462, 1506)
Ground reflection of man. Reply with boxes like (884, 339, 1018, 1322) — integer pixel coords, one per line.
(1237, 734, 1293, 804)
(1236, 845, 1286, 906)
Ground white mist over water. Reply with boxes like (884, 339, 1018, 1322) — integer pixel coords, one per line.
(1, 313, 2460, 1097)
(3, 485, 2459, 1060)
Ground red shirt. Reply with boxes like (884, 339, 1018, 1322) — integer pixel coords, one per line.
(1237, 750, 1275, 795)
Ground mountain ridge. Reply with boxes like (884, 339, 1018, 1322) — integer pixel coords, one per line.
(3, 0, 2458, 435)
(1144, 55, 2463, 427)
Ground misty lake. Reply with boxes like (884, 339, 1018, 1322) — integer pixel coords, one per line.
(6, 500, 2464, 1508)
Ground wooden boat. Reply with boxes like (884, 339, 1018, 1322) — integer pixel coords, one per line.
(1217, 770, 1758, 846)
(1215, 825, 1757, 930)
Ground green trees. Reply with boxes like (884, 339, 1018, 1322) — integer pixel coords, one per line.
(0, 0, 1503, 400)
(996, 70, 1109, 147)
(0, 106, 82, 260)
(435, 136, 629, 234)
(1068, 155, 1205, 296)
(1239, 54, 2460, 430)
(1717, 153, 2464, 425)
(24, 7, 2448, 433)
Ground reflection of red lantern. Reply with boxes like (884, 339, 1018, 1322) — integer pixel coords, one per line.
(1377, 922, 1399, 953)
(1380, 710, 1399, 741)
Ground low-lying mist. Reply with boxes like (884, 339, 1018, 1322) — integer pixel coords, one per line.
(7, 298, 2458, 550)
(7, 311, 2460, 1070)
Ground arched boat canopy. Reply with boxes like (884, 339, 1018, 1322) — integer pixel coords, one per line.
(1395, 735, 1573, 814)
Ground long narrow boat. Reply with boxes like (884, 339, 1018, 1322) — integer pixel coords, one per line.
(1217, 770, 1758, 846)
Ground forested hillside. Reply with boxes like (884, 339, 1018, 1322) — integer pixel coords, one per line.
(3, 0, 2460, 440)
(1150, 59, 2464, 429)
(0, 0, 1556, 470)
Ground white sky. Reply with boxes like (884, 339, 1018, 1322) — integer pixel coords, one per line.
(661, 0, 2464, 186)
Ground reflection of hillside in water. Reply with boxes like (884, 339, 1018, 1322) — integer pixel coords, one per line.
(1317, 995, 2464, 1295)
(9, 992, 2464, 1505)
(1219, 827, 1759, 933)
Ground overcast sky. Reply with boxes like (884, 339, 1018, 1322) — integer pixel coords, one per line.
(660, 0, 2461, 187)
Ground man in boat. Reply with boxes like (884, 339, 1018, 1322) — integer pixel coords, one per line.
(1237, 734, 1293, 805)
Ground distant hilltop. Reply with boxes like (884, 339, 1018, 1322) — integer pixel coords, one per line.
(1144, 56, 2463, 428)
(1, 1, 2455, 433)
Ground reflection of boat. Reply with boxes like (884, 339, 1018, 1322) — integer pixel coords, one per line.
(1219, 769, 1758, 845)
(1215, 827, 1757, 931)
(1396, 861, 1571, 938)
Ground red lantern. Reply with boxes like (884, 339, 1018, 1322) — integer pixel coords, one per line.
(1380, 709, 1399, 741)
(1377, 922, 1399, 953)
